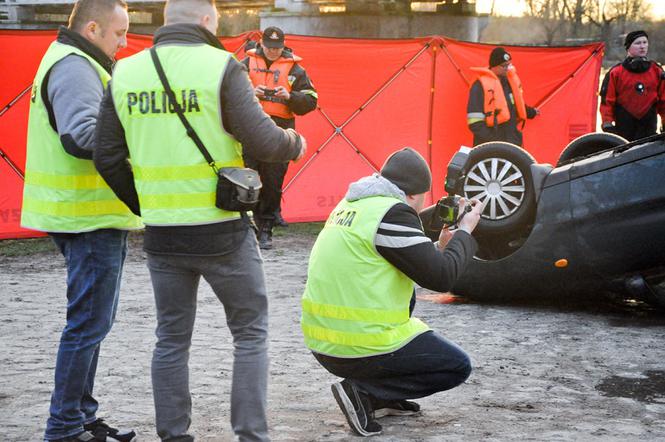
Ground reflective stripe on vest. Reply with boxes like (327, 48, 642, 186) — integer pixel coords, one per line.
(301, 196, 430, 358)
(21, 41, 142, 233)
(112, 44, 243, 226)
(246, 49, 297, 119)
(469, 67, 527, 127)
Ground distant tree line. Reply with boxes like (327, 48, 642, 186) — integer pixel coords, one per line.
(504, 0, 663, 62)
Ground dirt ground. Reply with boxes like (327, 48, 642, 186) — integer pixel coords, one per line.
(2, 228, 665, 442)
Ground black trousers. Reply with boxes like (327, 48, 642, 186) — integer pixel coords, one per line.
(313, 330, 472, 402)
(243, 156, 288, 226)
(614, 105, 658, 142)
(244, 116, 295, 227)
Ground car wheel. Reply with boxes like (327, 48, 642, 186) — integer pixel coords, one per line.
(462, 142, 536, 234)
(556, 132, 627, 166)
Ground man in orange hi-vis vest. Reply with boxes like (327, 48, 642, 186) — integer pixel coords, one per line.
(466, 47, 539, 147)
(242, 26, 318, 249)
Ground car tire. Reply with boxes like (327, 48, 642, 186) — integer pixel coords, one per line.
(462, 142, 536, 234)
(556, 132, 628, 166)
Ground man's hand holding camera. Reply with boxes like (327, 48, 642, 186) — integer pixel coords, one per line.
(255, 84, 290, 100)
(436, 198, 483, 250)
(456, 198, 483, 233)
(273, 86, 290, 100)
(254, 84, 267, 98)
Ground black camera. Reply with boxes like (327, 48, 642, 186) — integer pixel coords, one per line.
(264, 88, 276, 96)
(436, 195, 473, 225)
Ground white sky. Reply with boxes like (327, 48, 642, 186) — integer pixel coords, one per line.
(475, 0, 665, 20)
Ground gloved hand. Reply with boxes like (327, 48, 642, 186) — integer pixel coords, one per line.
(601, 122, 616, 134)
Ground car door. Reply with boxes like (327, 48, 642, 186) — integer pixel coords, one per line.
(568, 139, 665, 279)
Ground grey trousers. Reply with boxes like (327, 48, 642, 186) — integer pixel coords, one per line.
(147, 232, 269, 442)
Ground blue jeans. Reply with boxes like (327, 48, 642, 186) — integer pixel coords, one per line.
(44, 229, 128, 440)
(314, 330, 472, 401)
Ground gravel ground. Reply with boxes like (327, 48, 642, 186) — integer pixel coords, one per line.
(1, 229, 665, 441)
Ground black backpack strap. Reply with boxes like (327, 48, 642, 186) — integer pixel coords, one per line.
(149, 46, 217, 172)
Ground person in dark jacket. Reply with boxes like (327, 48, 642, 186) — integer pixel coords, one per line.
(301, 148, 482, 437)
(93, 0, 305, 440)
(466, 47, 539, 147)
(241, 26, 318, 249)
(600, 30, 665, 141)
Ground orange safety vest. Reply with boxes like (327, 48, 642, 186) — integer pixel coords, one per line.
(246, 49, 301, 119)
(470, 67, 527, 127)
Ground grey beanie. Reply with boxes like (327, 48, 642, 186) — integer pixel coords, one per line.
(380, 147, 432, 195)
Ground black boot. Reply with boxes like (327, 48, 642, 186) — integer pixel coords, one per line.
(274, 208, 289, 228)
(258, 224, 273, 250)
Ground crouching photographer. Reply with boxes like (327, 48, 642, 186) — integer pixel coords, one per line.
(300, 147, 483, 437)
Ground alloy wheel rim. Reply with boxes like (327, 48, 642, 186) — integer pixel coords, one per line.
(463, 157, 526, 220)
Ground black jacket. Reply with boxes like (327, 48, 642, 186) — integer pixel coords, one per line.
(94, 24, 303, 255)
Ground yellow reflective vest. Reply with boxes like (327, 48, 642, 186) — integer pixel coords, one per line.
(111, 44, 244, 226)
(301, 195, 430, 358)
(21, 42, 142, 233)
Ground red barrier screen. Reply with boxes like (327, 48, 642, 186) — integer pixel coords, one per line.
(0, 30, 603, 239)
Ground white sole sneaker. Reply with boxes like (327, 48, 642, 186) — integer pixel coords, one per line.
(331, 382, 381, 437)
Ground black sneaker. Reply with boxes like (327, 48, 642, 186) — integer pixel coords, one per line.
(47, 431, 97, 442)
(83, 419, 137, 442)
(331, 380, 382, 436)
(373, 399, 421, 418)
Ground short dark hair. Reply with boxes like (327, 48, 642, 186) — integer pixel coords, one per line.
(68, 0, 128, 33)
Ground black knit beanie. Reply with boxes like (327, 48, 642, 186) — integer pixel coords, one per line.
(489, 47, 511, 68)
(624, 30, 648, 49)
(380, 147, 432, 195)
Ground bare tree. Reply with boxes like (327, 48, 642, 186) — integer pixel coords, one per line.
(585, 0, 651, 50)
(479, 0, 662, 61)
(525, 0, 569, 44)
(562, 0, 587, 38)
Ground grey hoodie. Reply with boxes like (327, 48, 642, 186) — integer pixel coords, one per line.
(345, 174, 406, 203)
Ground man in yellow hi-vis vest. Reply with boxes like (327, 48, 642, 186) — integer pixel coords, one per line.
(94, 0, 305, 440)
(20, 1, 141, 440)
(301, 148, 482, 437)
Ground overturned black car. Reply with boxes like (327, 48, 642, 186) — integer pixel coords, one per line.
(421, 133, 665, 308)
